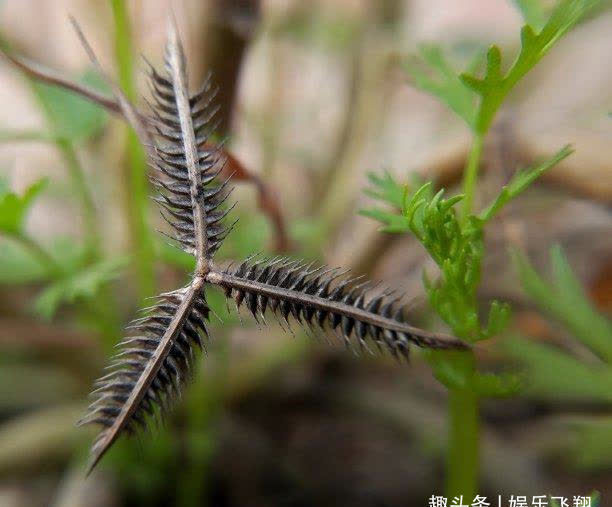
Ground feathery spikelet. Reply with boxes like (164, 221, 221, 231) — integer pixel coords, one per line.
(77, 19, 224, 474)
(208, 256, 468, 358)
(78, 284, 210, 473)
(146, 31, 233, 264)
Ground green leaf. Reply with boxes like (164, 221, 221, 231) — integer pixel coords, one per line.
(34, 256, 127, 319)
(0, 240, 48, 284)
(359, 172, 427, 232)
(513, 0, 549, 30)
(592, 491, 602, 507)
(0, 236, 92, 285)
(426, 350, 519, 397)
(566, 417, 612, 470)
(481, 300, 511, 340)
(358, 208, 410, 233)
(426, 350, 473, 390)
(401, 182, 493, 341)
(404, 45, 476, 128)
(461, 0, 599, 134)
(30, 69, 109, 142)
(0, 178, 47, 235)
(471, 371, 523, 397)
(513, 246, 612, 362)
(479, 145, 573, 222)
(503, 336, 612, 402)
(363, 171, 406, 209)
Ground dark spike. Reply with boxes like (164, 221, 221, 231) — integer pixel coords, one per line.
(212, 258, 467, 357)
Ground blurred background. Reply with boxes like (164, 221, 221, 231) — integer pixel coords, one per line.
(0, 0, 610, 506)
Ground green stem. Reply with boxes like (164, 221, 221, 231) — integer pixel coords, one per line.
(460, 133, 484, 221)
(446, 352, 479, 500)
(111, 0, 155, 301)
(55, 139, 121, 345)
(11, 233, 62, 278)
(55, 138, 99, 255)
(0, 128, 99, 255)
(23, 81, 101, 257)
(110, 0, 135, 99)
(0, 129, 58, 144)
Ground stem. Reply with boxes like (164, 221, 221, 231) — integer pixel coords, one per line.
(55, 138, 99, 255)
(54, 140, 121, 347)
(460, 133, 484, 221)
(111, 0, 155, 301)
(110, 0, 135, 100)
(0, 129, 58, 144)
(11, 233, 62, 278)
(21, 72, 101, 256)
(446, 352, 479, 500)
(0, 129, 99, 256)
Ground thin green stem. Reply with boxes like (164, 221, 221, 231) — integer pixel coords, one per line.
(0, 129, 58, 144)
(446, 352, 479, 500)
(460, 134, 484, 221)
(111, 0, 155, 301)
(0, 128, 99, 255)
(111, 0, 135, 100)
(10, 232, 62, 278)
(55, 138, 99, 255)
(23, 83, 101, 257)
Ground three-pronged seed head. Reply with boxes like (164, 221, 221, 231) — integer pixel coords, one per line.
(77, 17, 468, 475)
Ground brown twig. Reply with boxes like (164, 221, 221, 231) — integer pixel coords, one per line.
(218, 149, 291, 252)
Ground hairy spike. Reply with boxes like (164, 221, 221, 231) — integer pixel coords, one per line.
(164, 19, 209, 271)
(59, 16, 467, 477)
(206, 260, 467, 355)
(144, 16, 231, 271)
(79, 278, 209, 475)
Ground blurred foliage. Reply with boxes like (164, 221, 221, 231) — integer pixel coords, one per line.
(513, 0, 551, 29)
(362, 0, 595, 497)
(0, 177, 47, 236)
(405, 45, 479, 129)
(270, 6, 363, 51)
(506, 246, 612, 470)
(30, 70, 108, 142)
(405, 0, 599, 136)
(111, 0, 155, 302)
(34, 256, 127, 320)
(0, 179, 124, 346)
(0, 239, 48, 283)
(0, 236, 83, 284)
(513, 245, 612, 362)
